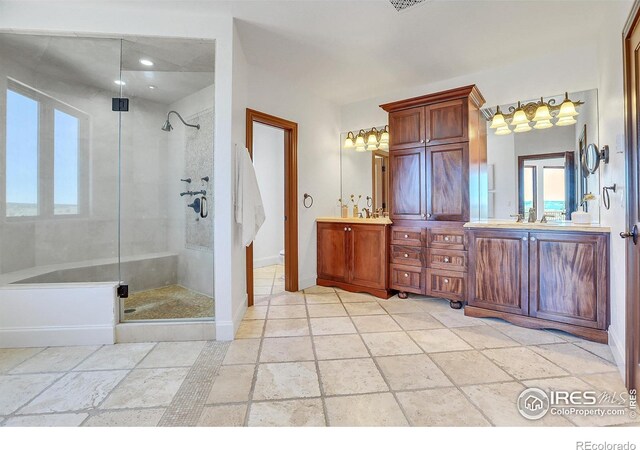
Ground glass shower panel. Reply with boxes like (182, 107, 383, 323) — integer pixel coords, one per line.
(118, 37, 215, 321)
(0, 33, 121, 285)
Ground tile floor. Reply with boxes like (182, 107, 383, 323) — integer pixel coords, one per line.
(124, 285, 214, 321)
(0, 287, 636, 427)
(253, 264, 285, 296)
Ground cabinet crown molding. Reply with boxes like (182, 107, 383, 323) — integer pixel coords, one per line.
(380, 84, 486, 112)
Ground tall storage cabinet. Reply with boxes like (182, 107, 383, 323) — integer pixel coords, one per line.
(381, 85, 487, 308)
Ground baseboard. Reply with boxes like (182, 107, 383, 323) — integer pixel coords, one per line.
(0, 325, 115, 348)
(216, 293, 248, 341)
(608, 326, 626, 379)
(116, 321, 215, 343)
(253, 256, 281, 268)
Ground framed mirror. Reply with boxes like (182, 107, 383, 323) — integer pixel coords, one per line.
(582, 143, 608, 174)
(484, 89, 600, 223)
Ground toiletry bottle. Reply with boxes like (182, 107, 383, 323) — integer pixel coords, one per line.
(341, 205, 348, 218)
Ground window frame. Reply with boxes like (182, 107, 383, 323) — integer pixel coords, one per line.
(3, 78, 90, 222)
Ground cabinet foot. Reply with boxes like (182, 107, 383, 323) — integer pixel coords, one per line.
(449, 301, 463, 310)
(397, 292, 409, 299)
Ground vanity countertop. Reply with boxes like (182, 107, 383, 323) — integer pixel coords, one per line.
(316, 217, 393, 225)
(464, 220, 611, 233)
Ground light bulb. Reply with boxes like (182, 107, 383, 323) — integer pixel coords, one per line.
(533, 119, 553, 130)
(490, 106, 507, 129)
(495, 125, 512, 136)
(558, 93, 579, 118)
(511, 107, 529, 126)
(556, 116, 577, 126)
(514, 123, 532, 133)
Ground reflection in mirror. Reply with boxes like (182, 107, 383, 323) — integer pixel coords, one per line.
(485, 89, 600, 223)
(340, 127, 388, 216)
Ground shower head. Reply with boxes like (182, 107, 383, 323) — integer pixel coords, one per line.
(161, 119, 173, 132)
(161, 110, 200, 132)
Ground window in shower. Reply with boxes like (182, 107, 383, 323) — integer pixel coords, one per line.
(4, 79, 88, 218)
(5, 88, 39, 217)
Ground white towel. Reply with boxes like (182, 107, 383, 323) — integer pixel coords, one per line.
(235, 145, 266, 247)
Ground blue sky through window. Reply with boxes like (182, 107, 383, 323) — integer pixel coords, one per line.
(6, 89, 38, 216)
(54, 109, 79, 214)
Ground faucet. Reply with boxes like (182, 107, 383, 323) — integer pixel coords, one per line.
(527, 207, 537, 223)
(510, 213, 524, 223)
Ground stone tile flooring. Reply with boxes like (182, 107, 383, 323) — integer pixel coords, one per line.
(0, 287, 637, 427)
(253, 264, 285, 296)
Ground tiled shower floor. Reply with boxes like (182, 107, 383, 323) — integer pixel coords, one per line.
(123, 285, 214, 321)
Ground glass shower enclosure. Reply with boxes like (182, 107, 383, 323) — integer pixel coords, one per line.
(0, 33, 215, 323)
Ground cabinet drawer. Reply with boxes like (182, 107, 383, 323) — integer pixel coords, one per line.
(390, 264, 425, 295)
(427, 248, 467, 271)
(391, 227, 424, 246)
(426, 269, 466, 302)
(428, 229, 465, 250)
(390, 245, 423, 267)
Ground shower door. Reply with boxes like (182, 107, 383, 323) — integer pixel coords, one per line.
(117, 37, 215, 322)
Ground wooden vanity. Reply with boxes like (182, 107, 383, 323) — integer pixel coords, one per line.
(464, 221, 610, 343)
(316, 217, 392, 299)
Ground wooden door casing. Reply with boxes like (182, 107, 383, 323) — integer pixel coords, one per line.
(425, 99, 468, 146)
(467, 229, 529, 315)
(529, 232, 608, 329)
(317, 223, 349, 282)
(349, 224, 387, 289)
(389, 147, 426, 220)
(389, 106, 425, 149)
(426, 143, 469, 222)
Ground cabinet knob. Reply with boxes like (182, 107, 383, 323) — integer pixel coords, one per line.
(530, 237, 536, 242)
(425, 138, 431, 143)
(348, 227, 352, 231)
(404, 234, 409, 238)
(444, 257, 450, 263)
(522, 237, 528, 241)
(427, 213, 432, 218)
(404, 273, 409, 278)
(344, 227, 348, 231)
(444, 236, 450, 242)
(404, 253, 409, 258)
(421, 214, 426, 219)
(420, 139, 425, 143)
(444, 278, 450, 284)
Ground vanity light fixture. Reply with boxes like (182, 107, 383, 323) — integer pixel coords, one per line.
(379, 125, 390, 145)
(343, 126, 390, 152)
(344, 131, 356, 149)
(488, 92, 583, 136)
(355, 130, 367, 152)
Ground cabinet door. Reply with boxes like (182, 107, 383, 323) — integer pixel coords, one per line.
(389, 107, 425, 149)
(425, 99, 467, 146)
(317, 223, 349, 282)
(467, 230, 529, 315)
(426, 143, 469, 221)
(349, 224, 387, 289)
(389, 147, 426, 220)
(529, 232, 608, 329)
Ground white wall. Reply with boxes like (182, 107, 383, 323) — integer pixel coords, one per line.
(253, 122, 284, 268)
(596, 1, 634, 372)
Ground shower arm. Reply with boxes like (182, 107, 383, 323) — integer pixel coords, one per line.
(166, 110, 200, 130)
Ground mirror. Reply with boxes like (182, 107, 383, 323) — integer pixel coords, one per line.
(485, 89, 600, 223)
(339, 127, 389, 216)
(583, 143, 609, 174)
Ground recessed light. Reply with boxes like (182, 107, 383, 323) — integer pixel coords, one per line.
(139, 59, 154, 67)
(114, 80, 126, 86)
(148, 85, 157, 90)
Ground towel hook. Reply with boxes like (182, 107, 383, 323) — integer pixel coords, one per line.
(303, 193, 314, 208)
(602, 184, 617, 210)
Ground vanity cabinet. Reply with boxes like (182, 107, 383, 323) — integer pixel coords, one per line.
(466, 227, 609, 343)
(389, 147, 426, 220)
(316, 220, 391, 299)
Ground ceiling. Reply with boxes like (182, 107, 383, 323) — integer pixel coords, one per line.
(144, 0, 617, 104)
(0, 33, 215, 104)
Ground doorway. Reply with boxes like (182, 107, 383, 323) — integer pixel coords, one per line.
(245, 109, 298, 307)
(623, 1, 640, 392)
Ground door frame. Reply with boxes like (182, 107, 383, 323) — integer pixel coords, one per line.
(245, 109, 299, 307)
(623, 0, 640, 391)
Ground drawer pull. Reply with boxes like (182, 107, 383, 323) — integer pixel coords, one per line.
(444, 257, 450, 263)
(404, 234, 409, 238)
(444, 236, 450, 242)
(404, 253, 409, 258)
(344, 227, 347, 231)
(522, 237, 528, 241)
(404, 273, 409, 278)
(444, 278, 450, 284)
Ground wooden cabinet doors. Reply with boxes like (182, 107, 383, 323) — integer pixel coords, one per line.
(389, 147, 426, 220)
(426, 143, 469, 222)
(389, 106, 425, 149)
(317, 223, 349, 282)
(350, 224, 387, 289)
(425, 99, 468, 146)
(467, 229, 529, 315)
(529, 232, 608, 329)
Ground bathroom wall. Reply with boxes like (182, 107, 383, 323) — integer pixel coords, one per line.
(166, 84, 215, 297)
(0, 48, 170, 278)
(252, 122, 285, 268)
